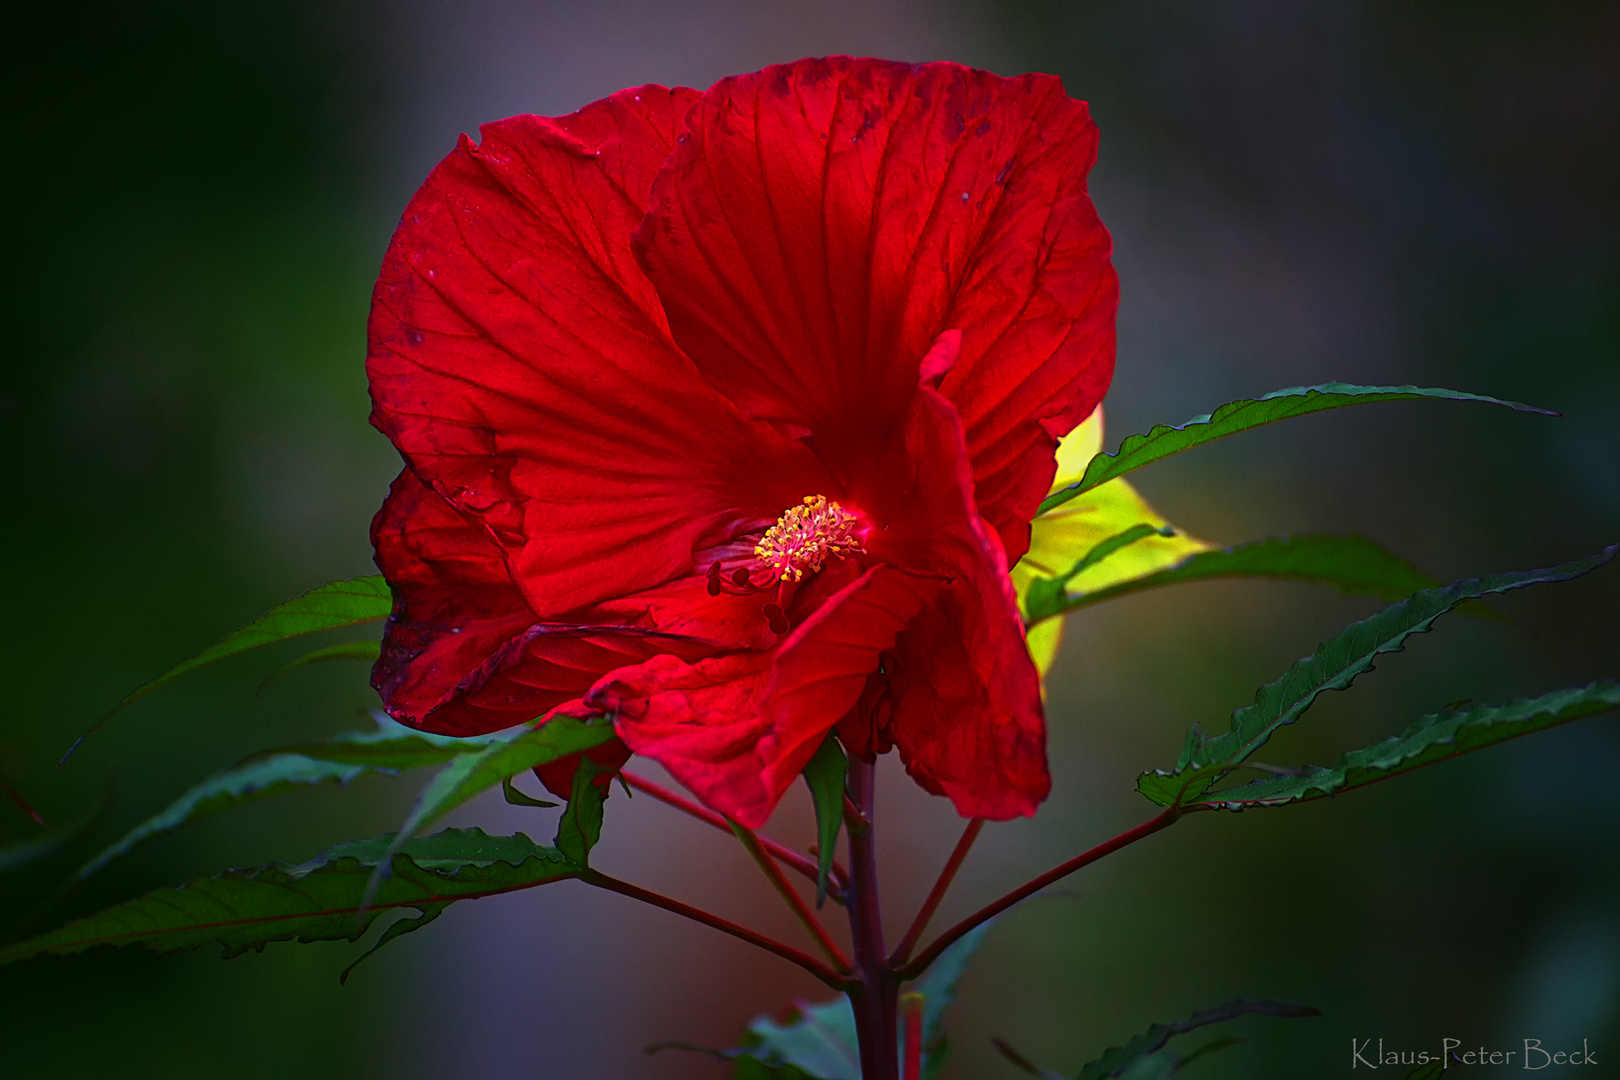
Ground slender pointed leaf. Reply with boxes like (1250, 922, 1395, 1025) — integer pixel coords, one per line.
(1, 828, 577, 967)
(1172, 681, 1620, 811)
(65, 576, 391, 761)
(1138, 545, 1618, 807)
(78, 719, 478, 880)
(1028, 534, 1438, 625)
(1074, 1000, 1319, 1080)
(801, 734, 847, 908)
(1040, 383, 1553, 513)
(257, 640, 382, 695)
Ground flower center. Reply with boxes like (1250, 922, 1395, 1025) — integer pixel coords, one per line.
(753, 495, 865, 583)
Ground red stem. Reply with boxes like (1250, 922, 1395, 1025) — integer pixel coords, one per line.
(622, 770, 848, 898)
(845, 757, 899, 1080)
(890, 817, 983, 966)
(730, 821, 853, 972)
(580, 869, 851, 991)
(896, 808, 1186, 980)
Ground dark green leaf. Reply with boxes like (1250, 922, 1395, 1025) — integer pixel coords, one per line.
(801, 734, 847, 908)
(64, 576, 391, 761)
(0, 792, 108, 875)
(1027, 534, 1439, 625)
(1040, 383, 1552, 513)
(257, 640, 382, 695)
(1138, 546, 1618, 807)
(1024, 524, 1172, 623)
(554, 752, 612, 867)
(1074, 1000, 1319, 1080)
(1173, 681, 1620, 811)
(363, 716, 616, 902)
(1405, 1059, 1446, 1080)
(1, 828, 577, 967)
(78, 719, 474, 880)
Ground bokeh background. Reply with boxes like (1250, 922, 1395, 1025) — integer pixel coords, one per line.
(3, 1, 1617, 1076)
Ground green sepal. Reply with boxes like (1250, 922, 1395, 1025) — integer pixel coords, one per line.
(801, 734, 848, 908)
(63, 575, 391, 762)
(1040, 382, 1552, 514)
(0, 828, 577, 968)
(1138, 545, 1618, 807)
(1027, 534, 1438, 626)
(502, 775, 558, 808)
(554, 752, 612, 867)
(1157, 681, 1620, 811)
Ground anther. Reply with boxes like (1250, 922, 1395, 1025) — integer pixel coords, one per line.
(761, 603, 790, 635)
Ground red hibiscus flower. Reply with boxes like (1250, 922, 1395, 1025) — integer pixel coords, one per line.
(367, 57, 1117, 828)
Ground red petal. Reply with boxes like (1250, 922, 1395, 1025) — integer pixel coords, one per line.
(884, 390, 1049, 819)
(368, 86, 830, 617)
(635, 57, 1115, 545)
(588, 652, 778, 824)
(592, 565, 926, 827)
(533, 738, 633, 800)
(372, 469, 718, 736)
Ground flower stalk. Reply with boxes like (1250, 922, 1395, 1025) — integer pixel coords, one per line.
(845, 756, 900, 1080)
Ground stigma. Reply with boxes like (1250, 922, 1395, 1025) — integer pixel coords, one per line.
(753, 495, 865, 584)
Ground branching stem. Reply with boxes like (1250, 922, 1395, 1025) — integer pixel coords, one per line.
(896, 808, 1187, 980)
(622, 770, 847, 899)
(579, 869, 851, 991)
(729, 820, 852, 972)
(890, 817, 983, 966)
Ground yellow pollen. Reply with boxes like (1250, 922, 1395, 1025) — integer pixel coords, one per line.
(753, 495, 865, 583)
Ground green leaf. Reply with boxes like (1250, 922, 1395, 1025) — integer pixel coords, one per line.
(1173, 681, 1620, 811)
(64, 576, 391, 761)
(0, 828, 577, 968)
(908, 921, 994, 1080)
(1040, 383, 1553, 513)
(1404, 1059, 1446, 1080)
(554, 752, 612, 867)
(1027, 534, 1439, 625)
(728, 919, 995, 1080)
(257, 640, 382, 695)
(1024, 524, 1173, 623)
(362, 716, 616, 902)
(801, 734, 847, 908)
(1072, 999, 1319, 1080)
(1137, 545, 1618, 807)
(77, 719, 475, 880)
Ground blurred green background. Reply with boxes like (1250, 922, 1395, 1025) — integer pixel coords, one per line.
(2, 1, 1615, 1077)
